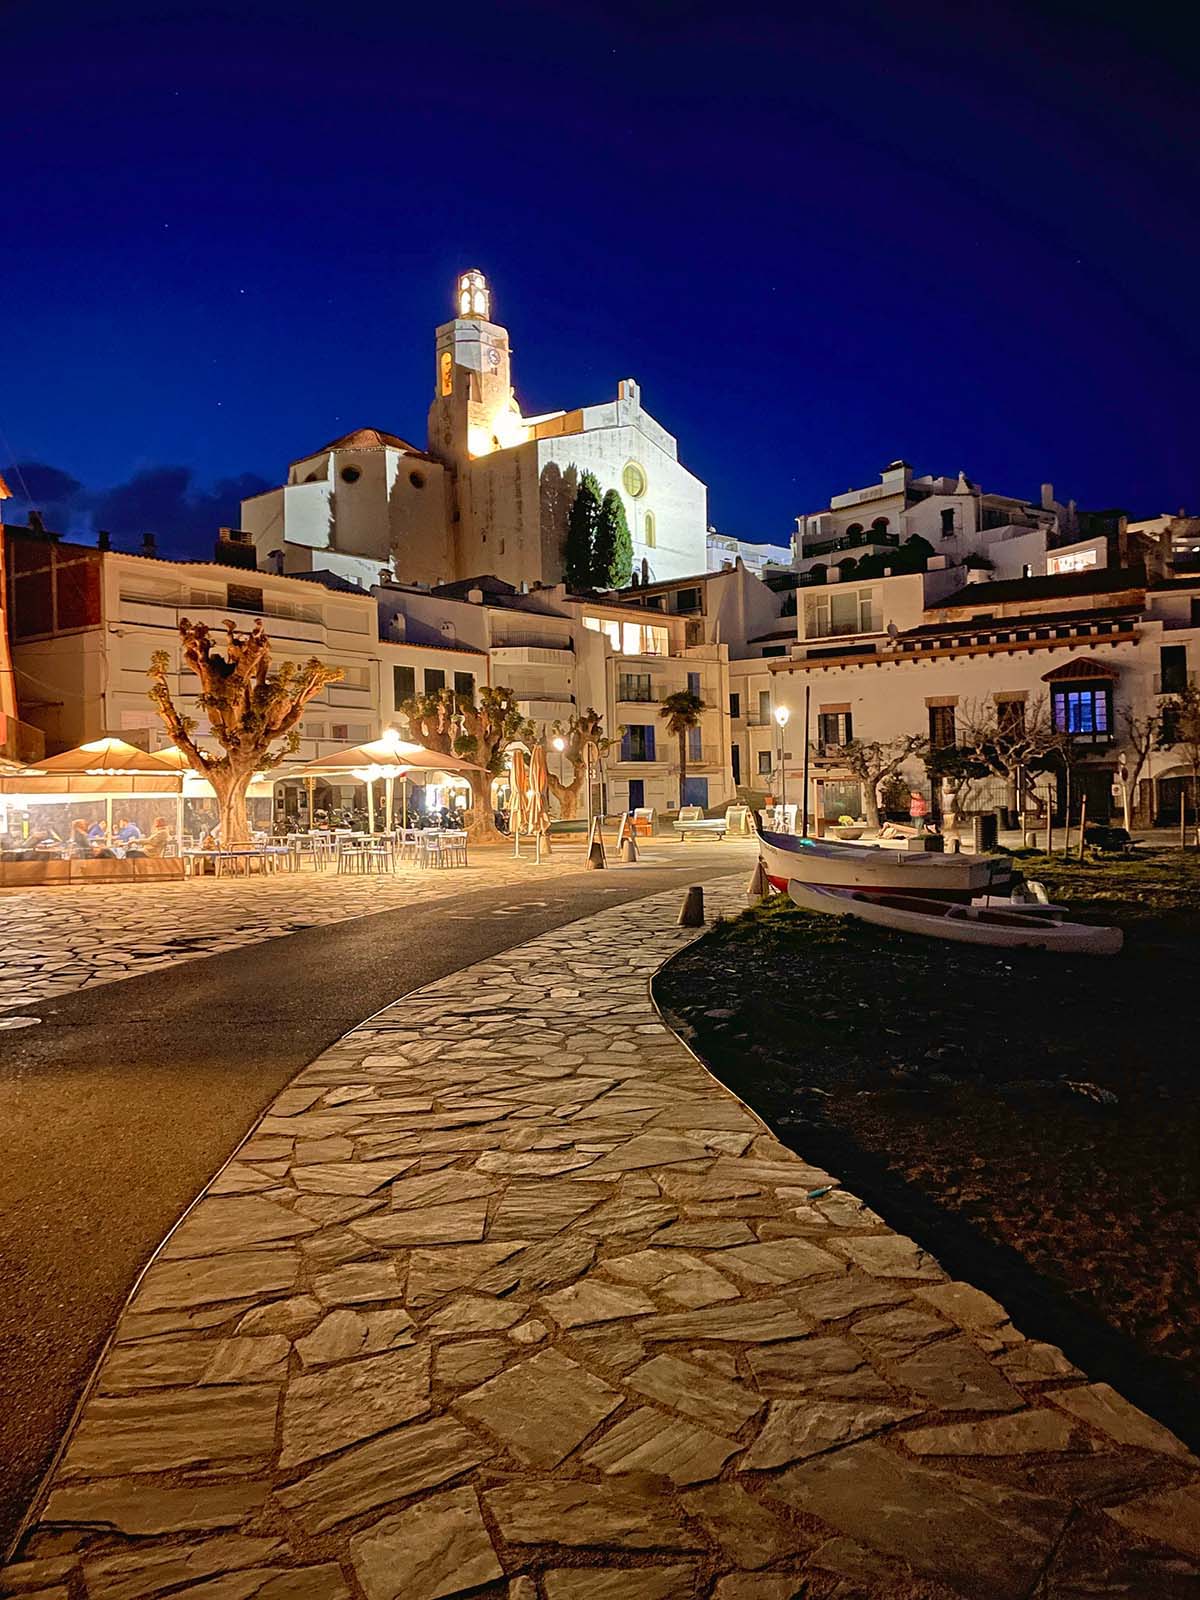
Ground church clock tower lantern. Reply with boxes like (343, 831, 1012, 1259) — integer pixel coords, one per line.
(427, 268, 525, 465)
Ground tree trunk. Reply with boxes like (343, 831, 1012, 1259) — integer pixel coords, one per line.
(210, 765, 255, 845)
(547, 771, 583, 819)
(862, 778, 882, 831)
(678, 731, 688, 809)
(465, 771, 503, 843)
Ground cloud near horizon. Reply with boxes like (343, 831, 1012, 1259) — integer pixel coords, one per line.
(2, 461, 272, 560)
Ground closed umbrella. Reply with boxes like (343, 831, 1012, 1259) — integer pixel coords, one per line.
(509, 748, 531, 836)
(527, 743, 551, 841)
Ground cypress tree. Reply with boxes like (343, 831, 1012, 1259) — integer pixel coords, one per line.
(594, 489, 633, 588)
(564, 471, 602, 591)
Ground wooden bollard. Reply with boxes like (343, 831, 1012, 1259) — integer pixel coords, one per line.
(678, 885, 705, 927)
(747, 859, 769, 902)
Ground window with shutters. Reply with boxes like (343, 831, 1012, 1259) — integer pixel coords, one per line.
(927, 704, 956, 749)
(424, 668, 446, 694)
(622, 725, 656, 762)
(817, 711, 852, 751)
(393, 665, 415, 706)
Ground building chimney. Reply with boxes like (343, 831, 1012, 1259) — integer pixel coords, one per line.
(27, 510, 46, 535)
(213, 527, 257, 570)
(97, 530, 112, 552)
(142, 532, 157, 557)
(1041, 483, 1054, 510)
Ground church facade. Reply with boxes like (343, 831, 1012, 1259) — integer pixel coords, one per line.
(242, 270, 708, 592)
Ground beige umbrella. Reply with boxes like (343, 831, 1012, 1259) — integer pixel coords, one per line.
(26, 738, 179, 776)
(299, 738, 482, 776)
(2, 739, 182, 838)
(509, 748, 531, 836)
(527, 743, 551, 840)
(299, 738, 484, 831)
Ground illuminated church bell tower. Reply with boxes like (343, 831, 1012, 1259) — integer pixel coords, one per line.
(427, 269, 527, 464)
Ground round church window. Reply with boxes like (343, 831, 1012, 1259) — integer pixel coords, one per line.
(340, 466, 361, 484)
(622, 461, 647, 499)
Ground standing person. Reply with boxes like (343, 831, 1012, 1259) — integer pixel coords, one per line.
(909, 788, 928, 834)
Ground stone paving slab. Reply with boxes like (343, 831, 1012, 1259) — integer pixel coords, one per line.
(5, 876, 1200, 1599)
(0, 852, 593, 1013)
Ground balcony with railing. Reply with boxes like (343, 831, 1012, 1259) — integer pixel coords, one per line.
(802, 529, 900, 559)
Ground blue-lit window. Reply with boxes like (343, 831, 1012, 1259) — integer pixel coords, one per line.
(1052, 685, 1111, 736)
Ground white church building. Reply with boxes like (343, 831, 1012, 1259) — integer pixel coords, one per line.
(241, 270, 708, 593)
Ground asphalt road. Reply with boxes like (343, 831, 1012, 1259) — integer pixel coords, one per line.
(0, 848, 742, 1554)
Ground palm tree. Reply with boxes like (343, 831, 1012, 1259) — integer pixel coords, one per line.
(659, 689, 706, 809)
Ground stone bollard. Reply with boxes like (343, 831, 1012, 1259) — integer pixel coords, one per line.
(678, 885, 705, 927)
(621, 834, 638, 863)
(586, 837, 606, 870)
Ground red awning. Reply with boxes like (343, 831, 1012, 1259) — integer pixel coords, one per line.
(1041, 657, 1118, 682)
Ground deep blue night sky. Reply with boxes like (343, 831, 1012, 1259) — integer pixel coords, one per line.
(3, 0, 1197, 559)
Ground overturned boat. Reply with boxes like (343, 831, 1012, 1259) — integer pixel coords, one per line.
(755, 818, 1012, 902)
(787, 879, 1123, 956)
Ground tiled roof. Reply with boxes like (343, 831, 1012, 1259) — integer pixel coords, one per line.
(1042, 658, 1119, 681)
(930, 565, 1145, 610)
(899, 603, 1139, 639)
(293, 428, 439, 464)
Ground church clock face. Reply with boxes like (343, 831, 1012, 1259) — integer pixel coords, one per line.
(486, 346, 500, 368)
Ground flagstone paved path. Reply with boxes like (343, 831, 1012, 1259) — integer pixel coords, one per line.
(5, 877, 1199, 1599)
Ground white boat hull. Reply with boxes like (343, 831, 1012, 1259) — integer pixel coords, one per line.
(787, 879, 1123, 955)
(756, 824, 1011, 902)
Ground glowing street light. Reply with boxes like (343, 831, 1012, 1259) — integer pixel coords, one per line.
(773, 706, 790, 817)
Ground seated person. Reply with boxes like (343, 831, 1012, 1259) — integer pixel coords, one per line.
(113, 816, 143, 844)
(68, 819, 94, 857)
(86, 820, 106, 841)
(67, 820, 113, 858)
(140, 816, 173, 858)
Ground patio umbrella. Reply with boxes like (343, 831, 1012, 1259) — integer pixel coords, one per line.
(299, 739, 483, 776)
(298, 739, 484, 831)
(527, 743, 551, 840)
(2, 740, 184, 837)
(26, 738, 180, 777)
(509, 748, 531, 835)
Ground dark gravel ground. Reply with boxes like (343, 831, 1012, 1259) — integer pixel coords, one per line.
(656, 849, 1200, 1453)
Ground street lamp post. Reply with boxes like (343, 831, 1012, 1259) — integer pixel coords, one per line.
(551, 735, 566, 790)
(774, 705, 790, 826)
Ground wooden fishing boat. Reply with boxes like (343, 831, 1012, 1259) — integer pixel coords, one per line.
(787, 879, 1123, 955)
(754, 817, 1012, 902)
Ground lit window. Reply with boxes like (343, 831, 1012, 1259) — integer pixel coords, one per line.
(644, 510, 656, 548)
(1052, 685, 1111, 737)
(457, 269, 490, 319)
(622, 462, 647, 498)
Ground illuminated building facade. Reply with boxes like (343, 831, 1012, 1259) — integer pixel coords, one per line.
(243, 270, 709, 592)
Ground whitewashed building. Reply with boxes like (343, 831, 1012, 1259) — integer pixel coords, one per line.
(741, 560, 1200, 827)
(242, 270, 709, 594)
